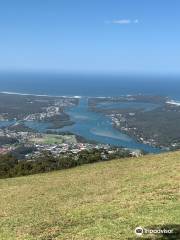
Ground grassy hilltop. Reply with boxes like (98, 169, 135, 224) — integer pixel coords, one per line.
(0, 151, 179, 240)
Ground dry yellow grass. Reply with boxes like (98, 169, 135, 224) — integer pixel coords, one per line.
(0, 151, 179, 239)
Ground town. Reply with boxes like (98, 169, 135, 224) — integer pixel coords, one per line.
(0, 124, 140, 161)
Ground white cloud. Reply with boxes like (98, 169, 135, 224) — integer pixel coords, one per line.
(105, 19, 139, 25)
(112, 19, 131, 24)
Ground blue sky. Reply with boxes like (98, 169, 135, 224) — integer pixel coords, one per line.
(0, 0, 180, 74)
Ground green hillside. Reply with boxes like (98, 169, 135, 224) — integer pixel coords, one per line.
(0, 151, 179, 240)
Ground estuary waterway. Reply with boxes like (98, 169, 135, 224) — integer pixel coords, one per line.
(58, 97, 160, 153)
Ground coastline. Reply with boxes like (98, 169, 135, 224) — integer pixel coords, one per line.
(0, 91, 82, 99)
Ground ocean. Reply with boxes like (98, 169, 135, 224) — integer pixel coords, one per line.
(0, 72, 180, 99)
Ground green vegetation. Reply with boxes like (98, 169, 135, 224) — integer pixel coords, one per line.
(10, 146, 37, 160)
(0, 151, 179, 239)
(0, 136, 18, 146)
(6, 123, 35, 132)
(121, 108, 180, 148)
(45, 114, 74, 129)
(0, 149, 131, 178)
(30, 134, 77, 145)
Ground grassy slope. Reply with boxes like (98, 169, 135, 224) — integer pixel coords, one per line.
(0, 151, 179, 240)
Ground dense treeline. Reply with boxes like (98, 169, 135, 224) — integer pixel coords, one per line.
(6, 123, 35, 132)
(0, 136, 18, 146)
(0, 149, 132, 178)
(10, 145, 37, 160)
(45, 113, 74, 129)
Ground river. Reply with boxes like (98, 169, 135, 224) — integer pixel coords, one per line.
(58, 97, 160, 153)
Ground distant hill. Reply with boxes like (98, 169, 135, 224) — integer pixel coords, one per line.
(0, 151, 179, 240)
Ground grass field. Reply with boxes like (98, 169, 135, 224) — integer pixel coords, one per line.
(30, 134, 77, 145)
(0, 151, 179, 239)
